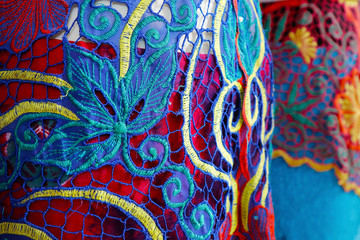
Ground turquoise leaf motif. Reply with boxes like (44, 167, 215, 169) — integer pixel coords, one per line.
(30, 43, 176, 174)
(237, 0, 262, 75)
(125, 45, 177, 133)
(222, 3, 243, 82)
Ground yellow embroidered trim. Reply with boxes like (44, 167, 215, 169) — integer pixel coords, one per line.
(241, 0, 269, 232)
(0, 70, 72, 89)
(213, 0, 232, 86)
(119, 0, 152, 79)
(241, 76, 268, 232)
(0, 101, 79, 130)
(260, 154, 270, 207)
(229, 82, 244, 133)
(230, 175, 239, 235)
(338, 0, 359, 7)
(265, 114, 274, 143)
(229, 111, 242, 133)
(214, 82, 244, 166)
(182, 39, 231, 184)
(20, 189, 163, 240)
(240, 125, 265, 232)
(273, 149, 334, 171)
(343, 181, 360, 196)
(273, 149, 360, 197)
(0, 222, 52, 240)
(214, 85, 234, 166)
(241, 144, 265, 232)
(213, 0, 246, 166)
(226, 195, 230, 213)
(243, 17, 265, 127)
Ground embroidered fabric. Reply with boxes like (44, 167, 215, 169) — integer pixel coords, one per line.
(0, 0, 274, 239)
(262, 0, 360, 195)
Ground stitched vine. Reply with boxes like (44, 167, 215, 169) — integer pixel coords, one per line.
(170, 0, 195, 25)
(0, 0, 277, 238)
(1, 112, 74, 190)
(1, 113, 70, 190)
(180, 203, 214, 239)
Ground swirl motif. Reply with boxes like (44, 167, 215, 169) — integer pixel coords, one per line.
(0, 0, 276, 238)
(119, 0, 196, 79)
(79, 0, 122, 41)
(163, 165, 214, 239)
(122, 136, 169, 176)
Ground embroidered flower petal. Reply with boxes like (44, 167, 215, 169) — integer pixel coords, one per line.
(0, 0, 68, 53)
(40, 0, 68, 34)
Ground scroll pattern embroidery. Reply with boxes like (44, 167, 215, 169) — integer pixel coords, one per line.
(0, 0, 274, 239)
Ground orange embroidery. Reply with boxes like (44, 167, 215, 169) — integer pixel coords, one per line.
(335, 69, 360, 150)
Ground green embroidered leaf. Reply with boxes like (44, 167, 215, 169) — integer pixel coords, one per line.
(25, 45, 126, 173)
(125, 45, 177, 134)
(290, 98, 318, 112)
(288, 82, 298, 105)
(34, 121, 122, 173)
(66, 45, 122, 123)
(237, 0, 261, 75)
(298, 11, 313, 25)
(274, 10, 288, 42)
(264, 14, 271, 40)
(289, 112, 316, 128)
(222, 4, 243, 82)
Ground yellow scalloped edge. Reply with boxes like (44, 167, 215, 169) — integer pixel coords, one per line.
(273, 149, 360, 197)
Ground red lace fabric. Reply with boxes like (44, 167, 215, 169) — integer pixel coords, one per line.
(0, 0, 275, 239)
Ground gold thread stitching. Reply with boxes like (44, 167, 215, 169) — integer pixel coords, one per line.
(0, 222, 53, 240)
(240, 0, 268, 231)
(182, 39, 231, 184)
(0, 70, 72, 89)
(230, 175, 239, 234)
(213, 0, 245, 166)
(20, 189, 163, 240)
(119, 0, 153, 79)
(214, 0, 232, 86)
(0, 101, 79, 130)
